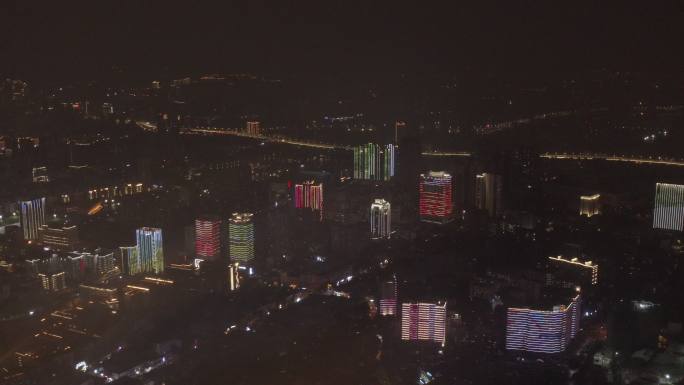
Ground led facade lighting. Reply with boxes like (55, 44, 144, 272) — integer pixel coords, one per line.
(505, 294, 581, 353)
(294, 181, 324, 220)
(419, 171, 453, 224)
(136, 227, 164, 274)
(579, 194, 601, 217)
(379, 276, 398, 316)
(19, 197, 46, 240)
(370, 199, 391, 239)
(195, 217, 221, 260)
(353, 143, 395, 181)
(229, 213, 255, 264)
(401, 302, 447, 346)
(120, 246, 140, 276)
(547, 256, 598, 287)
(653, 183, 684, 231)
(228, 262, 240, 291)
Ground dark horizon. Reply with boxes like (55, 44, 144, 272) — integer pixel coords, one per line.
(4, 2, 684, 82)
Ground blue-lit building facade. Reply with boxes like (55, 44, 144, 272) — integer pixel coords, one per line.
(135, 227, 164, 274)
(505, 294, 581, 353)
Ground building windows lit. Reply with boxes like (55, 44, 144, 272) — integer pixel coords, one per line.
(505, 294, 581, 353)
(294, 181, 323, 220)
(120, 246, 140, 276)
(653, 183, 684, 231)
(379, 276, 397, 316)
(19, 197, 46, 240)
(136, 227, 164, 274)
(229, 213, 255, 264)
(579, 194, 601, 217)
(246, 121, 261, 136)
(195, 217, 221, 260)
(401, 302, 447, 346)
(419, 172, 453, 224)
(353, 143, 395, 181)
(370, 199, 391, 239)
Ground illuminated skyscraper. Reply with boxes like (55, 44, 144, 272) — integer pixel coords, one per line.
(653, 183, 684, 231)
(353, 143, 395, 181)
(195, 217, 221, 260)
(246, 121, 261, 136)
(38, 225, 79, 250)
(229, 213, 255, 264)
(370, 199, 391, 239)
(228, 262, 240, 291)
(39, 272, 66, 292)
(401, 302, 447, 346)
(119, 246, 140, 276)
(579, 194, 601, 217)
(136, 227, 164, 274)
(19, 197, 46, 240)
(475, 173, 502, 217)
(379, 276, 397, 316)
(419, 172, 453, 224)
(69, 251, 115, 277)
(506, 294, 581, 353)
(294, 181, 324, 220)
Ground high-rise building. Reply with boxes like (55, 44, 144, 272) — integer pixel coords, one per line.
(419, 172, 453, 224)
(246, 121, 261, 136)
(38, 225, 78, 250)
(475, 173, 503, 217)
(69, 251, 115, 277)
(294, 181, 324, 220)
(31, 167, 49, 183)
(505, 294, 581, 354)
(401, 302, 447, 346)
(379, 276, 397, 316)
(19, 198, 46, 240)
(653, 183, 684, 231)
(228, 262, 240, 291)
(136, 227, 164, 274)
(353, 143, 395, 181)
(229, 213, 255, 264)
(547, 256, 598, 288)
(195, 217, 221, 260)
(119, 246, 140, 276)
(370, 199, 391, 239)
(579, 194, 601, 217)
(38, 272, 66, 292)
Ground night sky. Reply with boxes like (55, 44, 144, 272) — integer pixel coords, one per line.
(3, 2, 684, 81)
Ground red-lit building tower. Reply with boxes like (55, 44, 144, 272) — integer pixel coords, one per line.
(294, 181, 324, 221)
(195, 217, 221, 260)
(419, 171, 453, 224)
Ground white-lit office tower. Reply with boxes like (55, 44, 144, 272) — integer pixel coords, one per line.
(246, 121, 260, 136)
(379, 276, 398, 316)
(39, 272, 66, 292)
(370, 199, 391, 239)
(19, 197, 46, 240)
(136, 227, 164, 274)
(120, 246, 140, 276)
(229, 213, 255, 264)
(228, 262, 240, 291)
(475, 173, 502, 217)
(653, 183, 684, 231)
(401, 302, 447, 346)
(579, 194, 601, 217)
